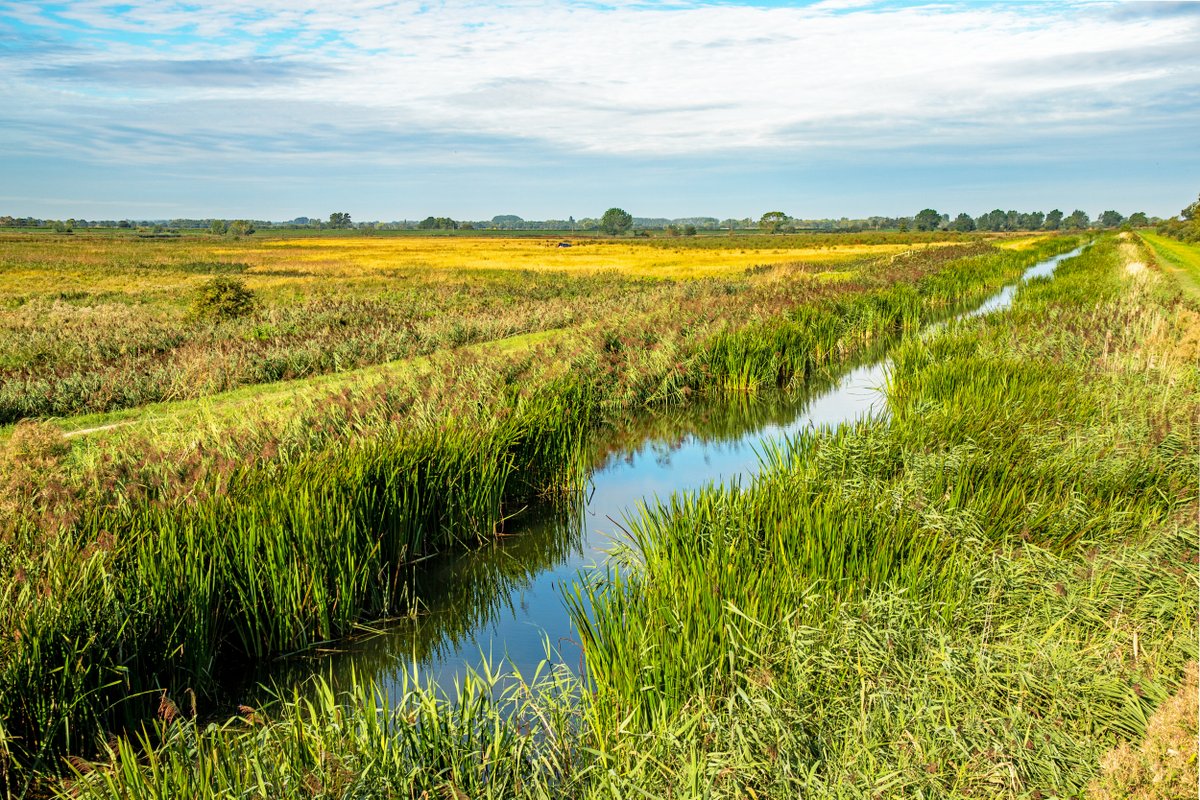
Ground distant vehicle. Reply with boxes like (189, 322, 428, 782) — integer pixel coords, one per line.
(556, 241, 572, 248)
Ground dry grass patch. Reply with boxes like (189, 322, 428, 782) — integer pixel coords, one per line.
(1090, 661, 1199, 800)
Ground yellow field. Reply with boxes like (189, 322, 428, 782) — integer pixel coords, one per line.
(234, 237, 941, 279)
(0, 233, 966, 299)
(995, 234, 1052, 250)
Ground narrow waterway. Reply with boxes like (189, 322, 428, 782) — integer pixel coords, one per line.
(244, 244, 1084, 700)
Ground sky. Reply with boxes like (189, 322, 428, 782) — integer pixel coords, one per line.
(1, 0, 1198, 221)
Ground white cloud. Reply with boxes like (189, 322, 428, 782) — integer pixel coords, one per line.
(2, 0, 1198, 161)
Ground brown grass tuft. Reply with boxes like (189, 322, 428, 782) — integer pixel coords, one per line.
(1089, 661, 1199, 800)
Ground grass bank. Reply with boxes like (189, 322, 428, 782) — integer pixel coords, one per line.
(1140, 231, 1200, 302)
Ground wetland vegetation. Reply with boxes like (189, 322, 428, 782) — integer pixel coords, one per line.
(0, 227, 1195, 798)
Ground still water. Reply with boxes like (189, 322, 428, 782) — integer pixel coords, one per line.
(242, 245, 1083, 699)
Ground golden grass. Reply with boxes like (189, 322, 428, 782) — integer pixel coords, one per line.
(234, 237, 945, 279)
(0, 233, 953, 291)
(995, 233, 1052, 250)
(1089, 661, 1198, 800)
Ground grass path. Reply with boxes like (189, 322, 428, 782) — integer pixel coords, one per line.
(1139, 231, 1200, 300)
(24, 327, 568, 443)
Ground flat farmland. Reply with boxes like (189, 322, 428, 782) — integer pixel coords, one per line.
(0, 231, 967, 424)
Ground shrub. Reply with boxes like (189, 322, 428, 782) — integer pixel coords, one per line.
(191, 276, 257, 321)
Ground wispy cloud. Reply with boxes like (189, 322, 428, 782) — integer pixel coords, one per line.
(0, 0, 1197, 217)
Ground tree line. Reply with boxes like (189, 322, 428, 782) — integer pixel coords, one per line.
(2, 200, 1188, 237)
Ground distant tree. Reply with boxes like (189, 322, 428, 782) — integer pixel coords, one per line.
(601, 207, 633, 235)
(663, 224, 679, 237)
(913, 208, 941, 231)
(1127, 211, 1149, 227)
(209, 219, 228, 235)
(682, 224, 697, 236)
(979, 209, 1007, 231)
(1156, 193, 1200, 242)
(328, 212, 352, 228)
(51, 220, 70, 233)
(228, 220, 255, 237)
(1043, 209, 1064, 230)
(117, 220, 131, 228)
(759, 211, 788, 234)
(418, 216, 458, 230)
(1098, 210, 1125, 228)
(951, 213, 976, 232)
(1182, 194, 1198, 221)
(491, 215, 524, 226)
(1064, 209, 1090, 230)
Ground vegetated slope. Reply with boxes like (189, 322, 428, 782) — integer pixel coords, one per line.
(0, 238, 1079, 789)
(1141, 231, 1200, 301)
(49, 236, 1198, 798)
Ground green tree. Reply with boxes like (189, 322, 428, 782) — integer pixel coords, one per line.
(1044, 209, 1064, 230)
(1182, 194, 1198, 221)
(682, 224, 697, 236)
(329, 212, 352, 229)
(758, 211, 788, 234)
(418, 216, 458, 230)
(1127, 211, 1149, 227)
(1098, 210, 1124, 228)
(1064, 210, 1090, 230)
(228, 220, 255, 237)
(601, 208, 633, 235)
(191, 276, 257, 320)
(913, 208, 941, 231)
(951, 213, 975, 232)
(208, 219, 228, 235)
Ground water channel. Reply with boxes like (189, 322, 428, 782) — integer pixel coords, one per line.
(241, 244, 1085, 701)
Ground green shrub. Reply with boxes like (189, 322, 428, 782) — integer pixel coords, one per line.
(191, 276, 257, 320)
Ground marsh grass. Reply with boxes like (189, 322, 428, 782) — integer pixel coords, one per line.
(564, 236, 1197, 795)
(1, 235, 1098, 792)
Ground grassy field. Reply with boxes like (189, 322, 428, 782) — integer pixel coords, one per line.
(1, 231, 1095, 792)
(35, 234, 1195, 799)
(0, 231, 975, 424)
(1140, 231, 1200, 301)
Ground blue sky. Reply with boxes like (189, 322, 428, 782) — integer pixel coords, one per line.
(1, 0, 1197, 220)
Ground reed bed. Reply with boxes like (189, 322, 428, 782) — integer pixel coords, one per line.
(567, 235, 1197, 795)
(1, 235, 1091, 792)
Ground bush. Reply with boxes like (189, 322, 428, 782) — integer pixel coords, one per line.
(191, 276, 257, 321)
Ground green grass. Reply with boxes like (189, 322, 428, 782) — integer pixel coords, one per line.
(1, 235, 1095, 792)
(42, 234, 1198, 799)
(19, 327, 566, 443)
(1140, 231, 1200, 301)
